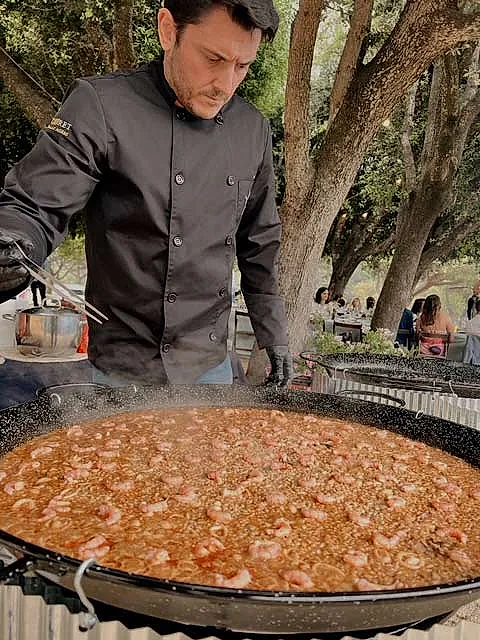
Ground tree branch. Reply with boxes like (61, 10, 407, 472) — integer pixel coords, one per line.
(400, 82, 418, 192)
(329, 0, 374, 123)
(0, 48, 55, 128)
(85, 21, 113, 69)
(283, 0, 325, 206)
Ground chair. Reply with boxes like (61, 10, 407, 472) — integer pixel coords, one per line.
(418, 332, 450, 358)
(333, 321, 363, 343)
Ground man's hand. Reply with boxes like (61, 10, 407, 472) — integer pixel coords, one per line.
(0, 233, 33, 291)
(265, 346, 294, 387)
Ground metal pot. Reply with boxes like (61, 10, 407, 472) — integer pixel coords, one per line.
(2, 299, 86, 357)
(0, 385, 479, 635)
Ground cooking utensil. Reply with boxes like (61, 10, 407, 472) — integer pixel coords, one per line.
(12, 241, 107, 325)
(3, 299, 86, 357)
(0, 385, 479, 635)
(302, 352, 480, 398)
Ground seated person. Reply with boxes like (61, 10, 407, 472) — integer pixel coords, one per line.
(467, 281, 480, 320)
(364, 296, 375, 317)
(348, 297, 362, 316)
(313, 287, 332, 318)
(416, 294, 455, 356)
(396, 307, 414, 347)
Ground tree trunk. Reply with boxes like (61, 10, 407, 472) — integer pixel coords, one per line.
(328, 253, 362, 298)
(112, 0, 136, 70)
(0, 48, 55, 128)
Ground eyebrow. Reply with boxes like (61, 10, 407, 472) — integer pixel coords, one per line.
(202, 46, 255, 65)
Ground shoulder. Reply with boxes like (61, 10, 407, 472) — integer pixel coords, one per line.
(81, 63, 158, 97)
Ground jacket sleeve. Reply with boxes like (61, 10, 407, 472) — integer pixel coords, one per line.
(0, 79, 108, 291)
(235, 122, 289, 349)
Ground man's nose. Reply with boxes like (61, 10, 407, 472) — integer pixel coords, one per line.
(213, 64, 236, 97)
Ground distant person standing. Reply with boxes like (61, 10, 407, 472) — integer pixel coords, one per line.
(467, 281, 480, 320)
(30, 279, 46, 307)
(364, 296, 375, 317)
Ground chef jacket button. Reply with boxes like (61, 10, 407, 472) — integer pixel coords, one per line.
(176, 109, 186, 120)
(167, 293, 177, 303)
(209, 332, 217, 342)
(225, 235, 233, 246)
(218, 287, 227, 297)
(226, 175, 235, 186)
(172, 235, 183, 247)
(175, 173, 185, 185)
(215, 114, 224, 125)
(162, 343, 171, 353)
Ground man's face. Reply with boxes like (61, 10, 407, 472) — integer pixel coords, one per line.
(158, 6, 262, 119)
(474, 281, 480, 296)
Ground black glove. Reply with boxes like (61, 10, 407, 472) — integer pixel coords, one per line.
(0, 232, 34, 292)
(265, 345, 294, 387)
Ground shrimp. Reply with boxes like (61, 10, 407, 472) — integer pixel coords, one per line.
(110, 480, 134, 492)
(212, 439, 229, 451)
(71, 444, 96, 453)
(470, 488, 480, 500)
(354, 578, 390, 591)
(207, 470, 224, 483)
(240, 471, 265, 486)
(271, 518, 292, 538)
(298, 478, 317, 489)
(175, 486, 199, 505)
(12, 498, 36, 510)
(430, 499, 456, 513)
(37, 507, 57, 522)
(431, 460, 448, 471)
(161, 474, 184, 488)
(344, 551, 368, 568)
(64, 468, 90, 482)
(443, 483, 462, 496)
(145, 548, 170, 564)
(194, 537, 225, 558)
(447, 549, 472, 567)
(156, 441, 173, 452)
(141, 500, 168, 516)
(149, 455, 164, 467)
(315, 494, 341, 505)
(97, 461, 117, 472)
(216, 569, 252, 589)
(79, 534, 107, 551)
(207, 506, 232, 523)
(98, 504, 122, 525)
(436, 528, 468, 544)
(0, 471, 8, 481)
(30, 446, 53, 459)
(248, 540, 282, 561)
(386, 497, 406, 509)
(266, 493, 287, 506)
(70, 458, 93, 470)
(348, 511, 371, 527)
(300, 507, 327, 521)
(371, 532, 404, 548)
(398, 552, 423, 569)
(104, 438, 122, 448)
(400, 483, 417, 493)
(4, 480, 25, 495)
(282, 569, 314, 590)
(66, 425, 84, 438)
(96, 449, 119, 459)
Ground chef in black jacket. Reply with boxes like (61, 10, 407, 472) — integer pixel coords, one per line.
(0, 0, 293, 386)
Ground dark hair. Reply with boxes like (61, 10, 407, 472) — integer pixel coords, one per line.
(337, 298, 346, 308)
(411, 298, 425, 315)
(475, 299, 480, 315)
(163, 0, 279, 41)
(314, 287, 329, 304)
(366, 296, 375, 310)
(420, 294, 441, 326)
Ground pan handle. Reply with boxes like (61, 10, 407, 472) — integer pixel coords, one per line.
(0, 556, 35, 584)
(336, 389, 406, 407)
(36, 383, 110, 407)
(2, 313, 15, 321)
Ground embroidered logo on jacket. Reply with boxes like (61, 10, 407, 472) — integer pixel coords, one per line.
(47, 117, 73, 137)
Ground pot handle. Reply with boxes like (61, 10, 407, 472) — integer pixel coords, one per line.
(336, 389, 406, 407)
(2, 313, 15, 321)
(36, 383, 110, 406)
(0, 556, 36, 584)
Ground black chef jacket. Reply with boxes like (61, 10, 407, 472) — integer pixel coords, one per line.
(0, 58, 288, 383)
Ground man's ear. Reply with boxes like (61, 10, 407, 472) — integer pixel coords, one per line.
(158, 8, 177, 52)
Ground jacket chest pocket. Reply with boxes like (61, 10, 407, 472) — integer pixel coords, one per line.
(235, 179, 254, 222)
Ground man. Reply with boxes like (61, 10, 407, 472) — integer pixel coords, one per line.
(0, 0, 292, 386)
(467, 281, 480, 321)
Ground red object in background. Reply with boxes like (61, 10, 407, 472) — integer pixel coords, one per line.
(77, 321, 89, 353)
